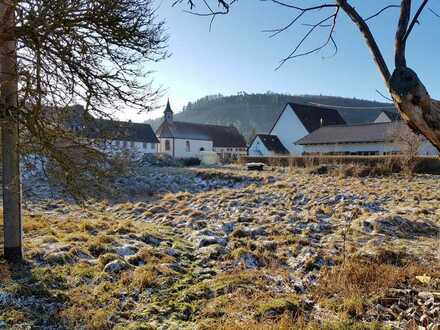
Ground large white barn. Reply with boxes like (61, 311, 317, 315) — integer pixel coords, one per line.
(295, 121, 438, 156)
(248, 103, 346, 156)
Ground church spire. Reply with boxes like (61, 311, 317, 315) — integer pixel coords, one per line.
(164, 98, 173, 122)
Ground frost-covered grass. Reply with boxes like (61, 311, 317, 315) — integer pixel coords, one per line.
(0, 166, 440, 328)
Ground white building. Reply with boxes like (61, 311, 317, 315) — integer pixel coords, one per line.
(248, 103, 346, 156)
(248, 134, 289, 156)
(295, 121, 439, 156)
(374, 110, 401, 123)
(64, 105, 159, 158)
(156, 100, 247, 159)
(85, 119, 159, 157)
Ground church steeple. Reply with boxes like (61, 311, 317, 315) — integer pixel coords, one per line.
(164, 98, 173, 122)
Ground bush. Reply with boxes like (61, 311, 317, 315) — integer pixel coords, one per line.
(308, 165, 334, 175)
(181, 157, 201, 166)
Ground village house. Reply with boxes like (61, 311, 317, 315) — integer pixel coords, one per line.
(156, 100, 247, 159)
(374, 110, 401, 123)
(248, 103, 346, 156)
(247, 134, 289, 156)
(64, 105, 159, 157)
(85, 119, 159, 156)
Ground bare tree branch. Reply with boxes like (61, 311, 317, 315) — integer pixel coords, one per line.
(364, 4, 400, 21)
(403, 0, 429, 42)
(276, 8, 339, 69)
(429, 7, 440, 18)
(336, 0, 391, 84)
(376, 89, 394, 102)
(395, 0, 411, 68)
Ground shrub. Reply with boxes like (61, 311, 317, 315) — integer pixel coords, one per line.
(181, 157, 201, 166)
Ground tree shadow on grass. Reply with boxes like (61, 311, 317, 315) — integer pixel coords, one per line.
(23, 166, 264, 206)
(0, 256, 68, 329)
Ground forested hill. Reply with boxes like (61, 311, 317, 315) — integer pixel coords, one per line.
(146, 93, 394, 142)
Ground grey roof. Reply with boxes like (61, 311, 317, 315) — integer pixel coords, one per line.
(296, 122, 397, 145)
(305, 102, 397, 124)
(85, 119, 159, 143)
(58, 104, 159, 143)
(271, 103, 346, 134)
(251, 134, 289, 154)
(156, 121, 247, 148)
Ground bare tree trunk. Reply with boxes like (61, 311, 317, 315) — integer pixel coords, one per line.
(0, 2, 22, 262)
(388, 2, 440, 152)
(337, 0, 440, 152)
(389, 67, 440, 152)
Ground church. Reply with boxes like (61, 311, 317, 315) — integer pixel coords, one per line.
(156, 100, 247, 159)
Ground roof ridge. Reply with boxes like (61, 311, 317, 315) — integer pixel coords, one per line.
(320, 121, 401, 128)
(96, 118, 153, 127)
(173, 120, 237, 129)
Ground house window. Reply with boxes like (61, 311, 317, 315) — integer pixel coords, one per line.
(123, 141, 127, 148)
(115, 140, 120, 147)
(149, 143, 155, 149)
(142, 142, 147, 149)
(130, 141, 135, 148)
(186, 141, 190, 152)
(165, 140, 171, 151)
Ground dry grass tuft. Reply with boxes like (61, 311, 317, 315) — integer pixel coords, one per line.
(314, 256, 440, 319)
(130, 264, 161, 289)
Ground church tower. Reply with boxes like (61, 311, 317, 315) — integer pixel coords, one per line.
(164, 99, 173, 122)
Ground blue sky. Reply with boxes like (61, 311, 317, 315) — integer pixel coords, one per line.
(123, 1, 440, 121)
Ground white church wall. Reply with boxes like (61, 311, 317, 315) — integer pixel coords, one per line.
(159, 138, 174, 156)
(173, 139, 213, 158)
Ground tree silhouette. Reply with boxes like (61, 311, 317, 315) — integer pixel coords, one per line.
(0, 0, 167, 262)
